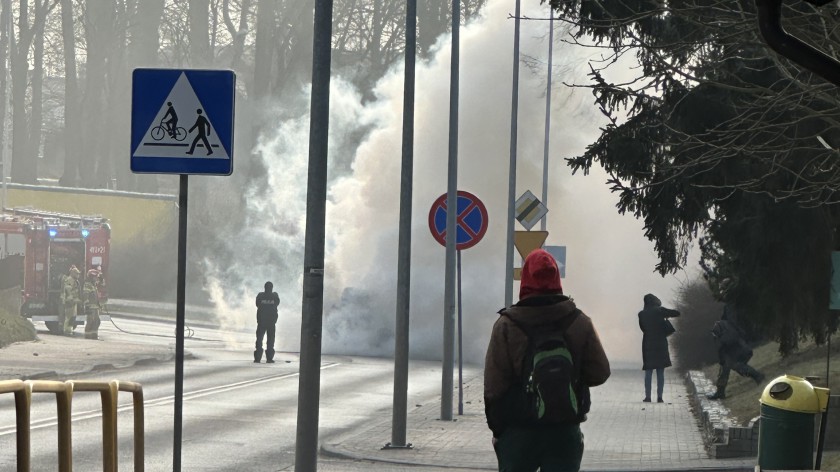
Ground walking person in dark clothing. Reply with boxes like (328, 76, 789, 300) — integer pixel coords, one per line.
(485, 249, 611, 472)
(254, 281, 280, 363)
(706, 304, 765, 399)
(638, 294, 680, 403)
(186, 108, 213, 155)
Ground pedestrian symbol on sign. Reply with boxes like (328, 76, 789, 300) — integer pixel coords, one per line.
(186, 109, 213, 156)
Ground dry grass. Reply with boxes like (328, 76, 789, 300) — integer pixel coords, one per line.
(701, 338, 840, 468)
(0, 285, 36, 348)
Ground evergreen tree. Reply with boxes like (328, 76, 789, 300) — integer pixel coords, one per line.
(550, 0, 840, 353)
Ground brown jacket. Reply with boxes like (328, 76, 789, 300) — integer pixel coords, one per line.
(484, 294, 611, 436)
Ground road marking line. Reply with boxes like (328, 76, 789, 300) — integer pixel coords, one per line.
(0, 362, 340, 436)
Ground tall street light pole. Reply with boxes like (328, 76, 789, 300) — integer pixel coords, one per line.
(294, 0, 333, 469)
(504, 0, 522, 307)
(540, 12, 554, 232)
(441, 0, 461, 421)
(389, 0, 417, 448)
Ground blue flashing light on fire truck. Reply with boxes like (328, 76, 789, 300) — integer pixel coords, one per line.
(0, 208, 111, 334)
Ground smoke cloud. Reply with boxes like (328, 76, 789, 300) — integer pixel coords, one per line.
(203, 0, 693, 367)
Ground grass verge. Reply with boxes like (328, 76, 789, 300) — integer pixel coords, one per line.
(0, 309, 36, 348)
(0, 285, 36, 348)
(700, 338, 840, 468)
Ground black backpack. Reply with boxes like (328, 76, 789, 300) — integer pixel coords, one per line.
(505, 310, 581, 425)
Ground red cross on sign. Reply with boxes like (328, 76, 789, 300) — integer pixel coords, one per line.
(428, 191, 489, 251)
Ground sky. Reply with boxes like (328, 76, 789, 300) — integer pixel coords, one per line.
(203, 0, 698, 369)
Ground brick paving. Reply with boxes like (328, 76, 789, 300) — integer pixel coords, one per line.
(322, 368, 757, 471)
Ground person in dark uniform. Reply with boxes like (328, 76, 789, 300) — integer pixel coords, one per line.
(254, 281, 280, 363)
(706, 304, 765, 399)
(638, 294, 680, 403)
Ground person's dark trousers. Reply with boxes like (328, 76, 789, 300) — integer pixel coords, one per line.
(716, 363, 730, 389)
(494, 423, 583, 472)
(254, 323, 276, 362)
(718, 361, 763, 387)
(644, 368, 665, 401)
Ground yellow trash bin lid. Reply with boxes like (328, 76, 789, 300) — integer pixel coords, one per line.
(759, 374, 829, 413)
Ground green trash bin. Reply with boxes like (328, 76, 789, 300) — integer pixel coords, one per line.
(758, 374, 829, 470)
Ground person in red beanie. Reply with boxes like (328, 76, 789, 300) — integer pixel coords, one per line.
(484, 248, 611, 472)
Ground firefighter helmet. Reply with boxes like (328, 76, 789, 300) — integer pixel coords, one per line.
(87, 269, 100, 279)
(69, 265, 80, 276)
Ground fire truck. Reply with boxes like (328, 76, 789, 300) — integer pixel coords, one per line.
(0, 208, 110, 334)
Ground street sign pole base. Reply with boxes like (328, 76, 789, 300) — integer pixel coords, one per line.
(382, 442, 414, 450)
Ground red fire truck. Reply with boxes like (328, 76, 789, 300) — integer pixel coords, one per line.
(0, 208, 110, 334)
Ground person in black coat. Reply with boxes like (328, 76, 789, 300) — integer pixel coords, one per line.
(638, 294, 680, 402)
(254, 281, 280, 363)
(706, 304, 765, 399)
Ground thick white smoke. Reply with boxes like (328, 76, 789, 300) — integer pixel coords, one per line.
(205, 0, 692, 367)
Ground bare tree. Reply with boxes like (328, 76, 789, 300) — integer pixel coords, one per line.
(77, 0, 114, 188)
(0, 2, 11, 180)
(10, 0, 56, 184)
(418, 0, 446, 57)
(189, 0, 211, 67)
(117, 0, 166, 191)
(28, 1, 46, 182)
(58, 0, 79, 186)
(128, 0, 167, 66)
(271, 0, 313, 96)
(221, 0, 251, 71)
(252, 0, 274, 100)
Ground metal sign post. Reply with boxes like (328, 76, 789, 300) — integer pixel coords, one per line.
(505, 0, 523, 308)
(429, 190, 488, 416)
(130, 68, 235, 472)
(442, 0, 462, 422)
(294, 0, 333, 468)
(388, 0, 418, 450)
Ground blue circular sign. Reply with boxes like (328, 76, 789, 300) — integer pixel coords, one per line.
(428, 191, 489, 250)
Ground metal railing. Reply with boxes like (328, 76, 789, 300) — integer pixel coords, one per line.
(0, 379, 144, 472)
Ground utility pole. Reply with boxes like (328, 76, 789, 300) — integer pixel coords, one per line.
(388, 0, 417, 449)
(441, 0, 461, 421)
(540, 12, 554, 232)
(294, 0, 333, 469)
(504, 0, 522, 307)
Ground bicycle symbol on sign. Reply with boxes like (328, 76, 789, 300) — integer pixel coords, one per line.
(150, 119, 187, 141)
(150, 101, 186, 141)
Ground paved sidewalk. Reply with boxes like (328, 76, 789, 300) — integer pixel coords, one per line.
(0, 330, 756, 471)
(323, 369, 757, 471)
(0, 331, 177, 380)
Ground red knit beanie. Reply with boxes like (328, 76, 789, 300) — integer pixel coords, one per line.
(519, 248, 562, 300)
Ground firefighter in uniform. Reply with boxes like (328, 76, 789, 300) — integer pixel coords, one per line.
(61, 265, 82, 335)
(254, 281, 280, 363)
(83, 269, 102, 340)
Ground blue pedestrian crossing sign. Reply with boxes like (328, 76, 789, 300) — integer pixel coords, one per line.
(131, 68, 235, 175)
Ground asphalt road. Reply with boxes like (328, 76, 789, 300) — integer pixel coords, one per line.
(0, 316, 478, 471)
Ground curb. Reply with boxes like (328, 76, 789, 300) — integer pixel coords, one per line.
(319, 443, 492, 471)
(686, 370, 759, 460)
